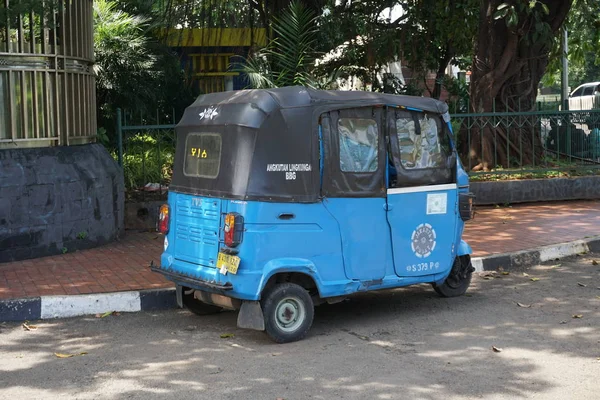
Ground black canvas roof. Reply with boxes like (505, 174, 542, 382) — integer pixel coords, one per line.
(184, 86, 449, 117)
(171, 87, 451, 203)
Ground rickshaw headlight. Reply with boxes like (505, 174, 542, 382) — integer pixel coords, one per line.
(224, 213, 244, 247)
(158, 204, 170, 234)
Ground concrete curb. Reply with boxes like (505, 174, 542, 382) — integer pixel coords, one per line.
(471, 235, 600, 272)
(2, 236, 600, 322)
(0, 288, 176, 323)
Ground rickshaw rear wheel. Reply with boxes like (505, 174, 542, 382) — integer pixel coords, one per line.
(182, 288, 223, 316)
(433, 255, 474, 297)
(261, 283, 314, 344)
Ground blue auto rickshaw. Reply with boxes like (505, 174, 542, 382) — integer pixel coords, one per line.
(152, 87, 475, 343)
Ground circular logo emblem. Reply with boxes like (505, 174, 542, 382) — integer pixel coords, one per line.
(411, 223, 436, 258)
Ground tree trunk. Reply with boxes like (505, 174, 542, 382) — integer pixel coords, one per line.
(465, 0, 571, 171)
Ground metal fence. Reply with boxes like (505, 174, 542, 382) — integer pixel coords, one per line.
(116, 108, 178, 201)
(453, 109, 600, 176)
(116, 107, 600, 196)
(0, 0, 97, 148)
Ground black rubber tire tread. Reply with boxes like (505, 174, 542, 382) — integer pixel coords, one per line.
(182, 290, 223, 316)
(433, 256, 473, 298)
(261, 282, 314, 344)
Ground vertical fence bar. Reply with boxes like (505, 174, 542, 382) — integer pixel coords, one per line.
(116, 108, 123, 167)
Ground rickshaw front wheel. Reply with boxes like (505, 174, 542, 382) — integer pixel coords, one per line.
(433, 255, 474, 298)
(261, 283, 315, 344)
(182, 288, 223, 315)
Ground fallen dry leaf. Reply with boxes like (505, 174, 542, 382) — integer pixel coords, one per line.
(220, 333, 235, 339)
(577, 282, 587, 287)
(96, 312, 112, 318)
(54, 352, 88, 359)
(549, 264, 561, 269)
(523, 273, 530, 277)
(572, 314, 583, 319)
(517, 302, 531, 308)
(596, 296, 600, 300)
(593, 260, 598, 266)
(501, 272, 510, 276)
(530, 278, 540, 282)
(492, 346, 502, 353)
(22, 322, 37, 331)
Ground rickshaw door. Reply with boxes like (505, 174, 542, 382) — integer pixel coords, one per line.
(386, 110, 458, 277)
(320, 109, 391, 281)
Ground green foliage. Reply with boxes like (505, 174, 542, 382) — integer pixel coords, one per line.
(120, 131, 175, 190)
(94, 0, 196, 145)
(241, 1, 320, 88)
(76, 231, 88, 240)
(543, 0, 600, 88)
(314, 0, 478, 98)
(443, 76, 470, 114)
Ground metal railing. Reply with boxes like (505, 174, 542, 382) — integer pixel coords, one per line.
(116, 108, 178, 201)
(115, 107, 600, 197)
(452, 109, 600, 176)
(0, 0, 96, 148)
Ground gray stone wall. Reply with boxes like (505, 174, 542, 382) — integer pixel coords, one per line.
(0, 144, 124, 262)
(471, 176, 600, 205)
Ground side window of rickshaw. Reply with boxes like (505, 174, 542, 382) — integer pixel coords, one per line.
(183, 133, 222, 178)
(396, 114, 449, 169)
(338, 118, 379, 173)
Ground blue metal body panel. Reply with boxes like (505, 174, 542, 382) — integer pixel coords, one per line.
(457, 240, 472, 256)
(160, 187, 469, 301)
(387, 185, 458, 278)
(158, 112, 471, 302)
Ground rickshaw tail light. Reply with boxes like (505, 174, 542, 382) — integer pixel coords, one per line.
(158, 204, 170, 234)
(224, 213, 244, 247)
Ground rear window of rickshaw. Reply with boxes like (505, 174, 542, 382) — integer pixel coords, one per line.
(183, 133, 222, 178)
(396, 114, 450, 170)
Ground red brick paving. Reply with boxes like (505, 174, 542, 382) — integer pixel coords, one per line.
(0, 200, 599, 300)
(464, 200, 600, 256)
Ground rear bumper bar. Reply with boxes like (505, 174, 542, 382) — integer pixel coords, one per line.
(150, 262, 233, 291)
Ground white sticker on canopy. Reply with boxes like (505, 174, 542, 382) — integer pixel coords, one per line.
(266, 163, 312, 181)
(426, 192, 447, 215)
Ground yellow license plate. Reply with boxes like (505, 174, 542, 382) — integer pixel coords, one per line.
(217, 252, 240, 274)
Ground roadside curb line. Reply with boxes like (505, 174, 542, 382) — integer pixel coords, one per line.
(471, 235, 600, 272)
(0, 288, 176, 323)
(2, 236, 600, 323)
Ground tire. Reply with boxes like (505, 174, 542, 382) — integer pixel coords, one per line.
(261, 283, 314, 344)
(433, 255, 474, 298)
(182, 288, 223, 316)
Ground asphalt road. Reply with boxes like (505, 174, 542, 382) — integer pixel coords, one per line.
(1, 255, 599, 400)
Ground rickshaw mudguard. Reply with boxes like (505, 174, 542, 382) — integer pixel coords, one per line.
(256, 258, 359, 300)
(457, 240, 472, 256)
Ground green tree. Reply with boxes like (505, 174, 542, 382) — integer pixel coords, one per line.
(94, 0, 195, 139)
(543, 0, 600, 89)
(314, 0, 478, 97)
(242, 0, 320, 88)
(467, 0, 572, 171)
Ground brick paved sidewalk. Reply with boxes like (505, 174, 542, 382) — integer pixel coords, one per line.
(1, 200, 599, 301)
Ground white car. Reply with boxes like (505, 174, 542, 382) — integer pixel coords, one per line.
(568, 82, 600, 110)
